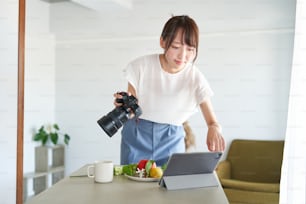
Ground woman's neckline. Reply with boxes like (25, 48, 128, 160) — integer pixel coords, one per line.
(158, 54, 187, 74)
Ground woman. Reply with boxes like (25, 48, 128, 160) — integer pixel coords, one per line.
(115, 15, 225, 166)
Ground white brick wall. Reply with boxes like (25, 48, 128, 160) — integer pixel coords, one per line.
(0, 1, 18, 203)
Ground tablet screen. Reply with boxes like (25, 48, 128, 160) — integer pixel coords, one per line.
(163, 152, 222, 176)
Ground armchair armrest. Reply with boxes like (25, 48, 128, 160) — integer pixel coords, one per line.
(216, 160, 231, 179)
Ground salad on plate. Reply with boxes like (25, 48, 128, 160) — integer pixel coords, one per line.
(114, 160, 165, 182)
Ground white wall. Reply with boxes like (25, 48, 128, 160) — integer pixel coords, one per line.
(0, 0, 18, 203)
(22, 0, 57, 199)
(24, 34, 56, 173)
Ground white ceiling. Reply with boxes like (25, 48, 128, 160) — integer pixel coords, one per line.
(30, 0, 296, 42)
(42, 0, 133, 10)
(71, 0, 133, 10)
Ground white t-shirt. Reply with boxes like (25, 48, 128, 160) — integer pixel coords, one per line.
(123, 54, 213, 125)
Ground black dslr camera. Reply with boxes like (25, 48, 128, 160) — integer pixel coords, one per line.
(97, 92, 142, 137)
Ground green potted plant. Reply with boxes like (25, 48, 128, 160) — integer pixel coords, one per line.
(33, 123, 70, 146)
(32, 123, 70, 181)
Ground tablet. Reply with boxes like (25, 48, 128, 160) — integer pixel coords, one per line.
(159, 152, 223, 190)
(162, 152, 223, 177)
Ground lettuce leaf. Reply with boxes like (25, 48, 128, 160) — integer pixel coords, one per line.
(122, 164, 137, 176)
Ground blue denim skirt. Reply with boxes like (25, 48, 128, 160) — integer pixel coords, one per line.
(120, 118, 185, 166)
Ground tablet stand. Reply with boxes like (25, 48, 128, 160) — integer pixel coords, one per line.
(159, 171, 219, 190)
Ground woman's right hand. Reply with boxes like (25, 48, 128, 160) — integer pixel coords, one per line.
(113, 92, 132, 107)
(113, 92, 123, 107)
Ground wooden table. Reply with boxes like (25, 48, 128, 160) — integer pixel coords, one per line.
(25, 165, 229, 204)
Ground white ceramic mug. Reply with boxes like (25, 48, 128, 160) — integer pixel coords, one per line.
(87, 161, 113, 183)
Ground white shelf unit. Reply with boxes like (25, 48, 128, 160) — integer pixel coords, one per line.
(24, 145, 65, 202)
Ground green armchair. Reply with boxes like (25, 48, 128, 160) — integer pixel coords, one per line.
(216, 139, 284, 204)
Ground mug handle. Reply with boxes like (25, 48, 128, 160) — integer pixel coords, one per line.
(87, 165, 95, 178)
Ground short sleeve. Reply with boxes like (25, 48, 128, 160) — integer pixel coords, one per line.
(195, 72, 214, 105)
(123, 61, 139, 91)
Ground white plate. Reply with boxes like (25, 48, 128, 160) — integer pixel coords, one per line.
(124, 174, 160, 182)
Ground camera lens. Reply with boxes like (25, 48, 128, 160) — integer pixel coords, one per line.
(97, 107, 129, 137)
(98, 92, 142, 137)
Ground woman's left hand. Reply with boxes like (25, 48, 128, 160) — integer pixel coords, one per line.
(206, 125, 225, 152)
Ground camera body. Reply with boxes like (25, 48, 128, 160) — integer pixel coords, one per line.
(97, 92, 142, 137)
